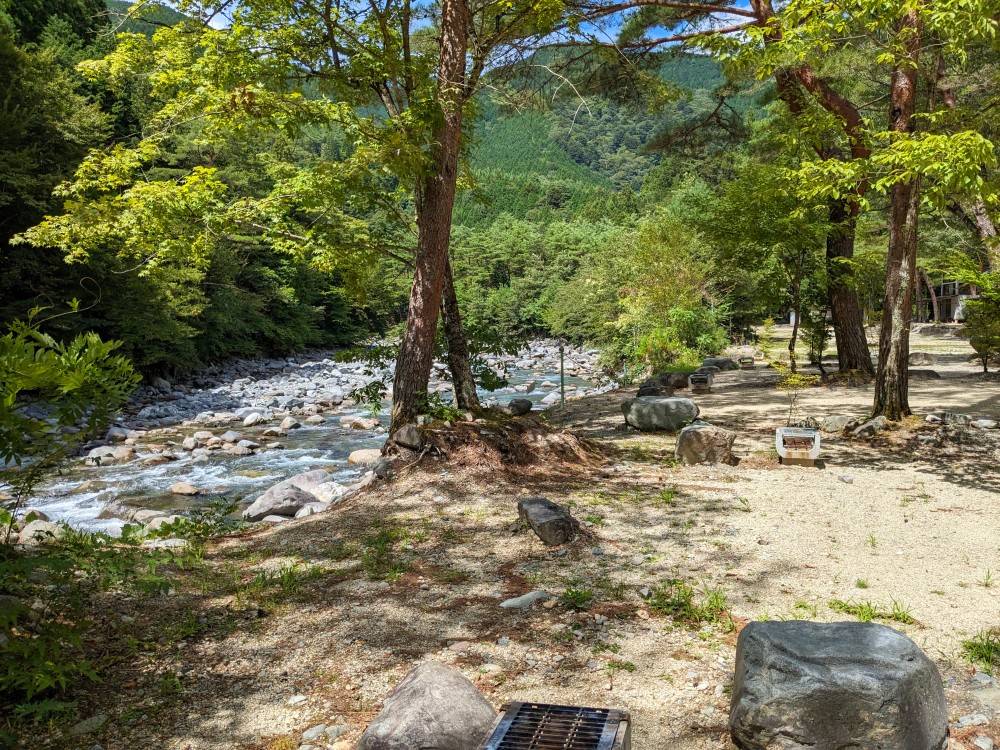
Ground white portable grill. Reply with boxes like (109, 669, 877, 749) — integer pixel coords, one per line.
(688, 373, 712, 394)
(775, 426, 821, 466)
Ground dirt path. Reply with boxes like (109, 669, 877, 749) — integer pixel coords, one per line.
(30, 351, 1000, 750)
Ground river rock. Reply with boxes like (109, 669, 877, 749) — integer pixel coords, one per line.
(87, 445, 135, 465)
(909, 351, 938, 366)
(311, 482, 349, 503)
(621, 396, 699, 432)
(393, 424, 423, 450)
(304, 415, 326, 425)
(517, 497, 579, 546)
(280, 417, 301, 430)
(294, 502, 331, 518)
(349, 449, 382, 466)
(499, 590, 551, 609)
(730, 621, 947, 750)
(193, 431, 214, 441)
(341, 416, 380, 430)
(243, 469, 330, 521)
(243, 412, 265, 427)
(703, 357, 739, 372)
(928, 411, 972, 426)
(18, 520, 64, 546)
(181, 437, 198, 451)
(820, 414, 855, 433)
(243, 485, 317, 521)
(507, 398, 533, 416)
(220, 430, 243, 442)
(170, 482, 199, 496)
(356, 661, 496, 750)
(675, 422, 736, 465)
(147, 514, 184, 531)
(853, 415, 890, 438)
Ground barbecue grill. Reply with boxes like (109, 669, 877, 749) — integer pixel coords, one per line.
(775, 426, 821, 465)
(689, 373, 712, 394)
(478, 702, 631, 750)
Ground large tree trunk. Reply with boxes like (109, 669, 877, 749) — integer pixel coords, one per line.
(389, 0, 468, 432)
(827, 200, 874, 374)
(873, 21, 920, 420)
(921, 267, 939, 323)
(441, 256, 480, 411)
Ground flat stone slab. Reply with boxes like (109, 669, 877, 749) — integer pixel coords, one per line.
(499, 590, 551, 609)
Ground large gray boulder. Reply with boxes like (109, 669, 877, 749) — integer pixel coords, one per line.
(518, 497, 580, 546)
(507, 398, 533, 416)
(703, 357, 739, 371)
(357, 661, 496, 750)
(730, 621, 948, 750)
(622, 396, 699, 432)
(637, 377, 674, 397)
(242, 469, 329, 521)
(18, 520, 64, 546)
(675, 422, 736, 465)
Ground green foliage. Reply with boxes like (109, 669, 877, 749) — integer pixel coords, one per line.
(0, 524, 194, 715)
(561, 585, 594, 610)
(962, 629, 1000, 673)
(0, 309, 139, 520)
(648, 579, 730, 627)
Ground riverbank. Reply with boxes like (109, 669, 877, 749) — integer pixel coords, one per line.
(22, 341, 612, 530)
(10, 355, 1000, 750)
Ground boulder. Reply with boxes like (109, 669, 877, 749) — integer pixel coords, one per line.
(853, 415, 890, 438)
(908, 369, 941, 380)
(243, 412, 266, 427)
(499, 590, 551, 610)
(357, 661, 496, 750)
(730, 621, 947, 750)
(703, 357, 739, 371)
(170, 482, 199, 496)
(18, 520, 63, 545)
(696, 365, 722, 376)
(242, 469, 329, 521)
(220, 430, 243, 443)
(393, 424, 423, 450)
(181, 437, 198, 451)
(819, 414, 855, 433)
(340, 416, 380, 430)
(621, 396, 699, 432)
(909, 351, 938, 366)
(304, 415, 327, 425)
(517, 497, 580, 546)
(87, 445, 135, 465)
(348, 448, 383, 466)
(973, 419, 998, 429)
(193, 431, 214, 441)
(311, 482, 349, 504)
(294, 502, 331, 518)
(280, 417, 302, 430)
(675, 422, 737, 465)
(658, 371, 694, 390)
(507, 398, 533, 416)
(20, 508, 51, 522)
(637, 378, 674, 397)
(928, 412, 972, 426)
(151, 377, 171, 391)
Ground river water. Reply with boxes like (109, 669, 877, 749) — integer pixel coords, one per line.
(28, 367, 602, 532)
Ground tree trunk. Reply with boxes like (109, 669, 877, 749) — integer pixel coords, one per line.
(827, 200, 874, 374)
(921, 267, 939, 323)
(873, 19, 921, 420)
(788, 285, 801, 373)
(389, 0, 468, 432)
(968, 199, 998, 271)
(441, 256, 480, 411)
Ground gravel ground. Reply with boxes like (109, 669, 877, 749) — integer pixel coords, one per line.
(26, 329, 1000, 750)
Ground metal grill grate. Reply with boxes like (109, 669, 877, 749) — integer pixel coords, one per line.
(480, 702, 630, 750)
